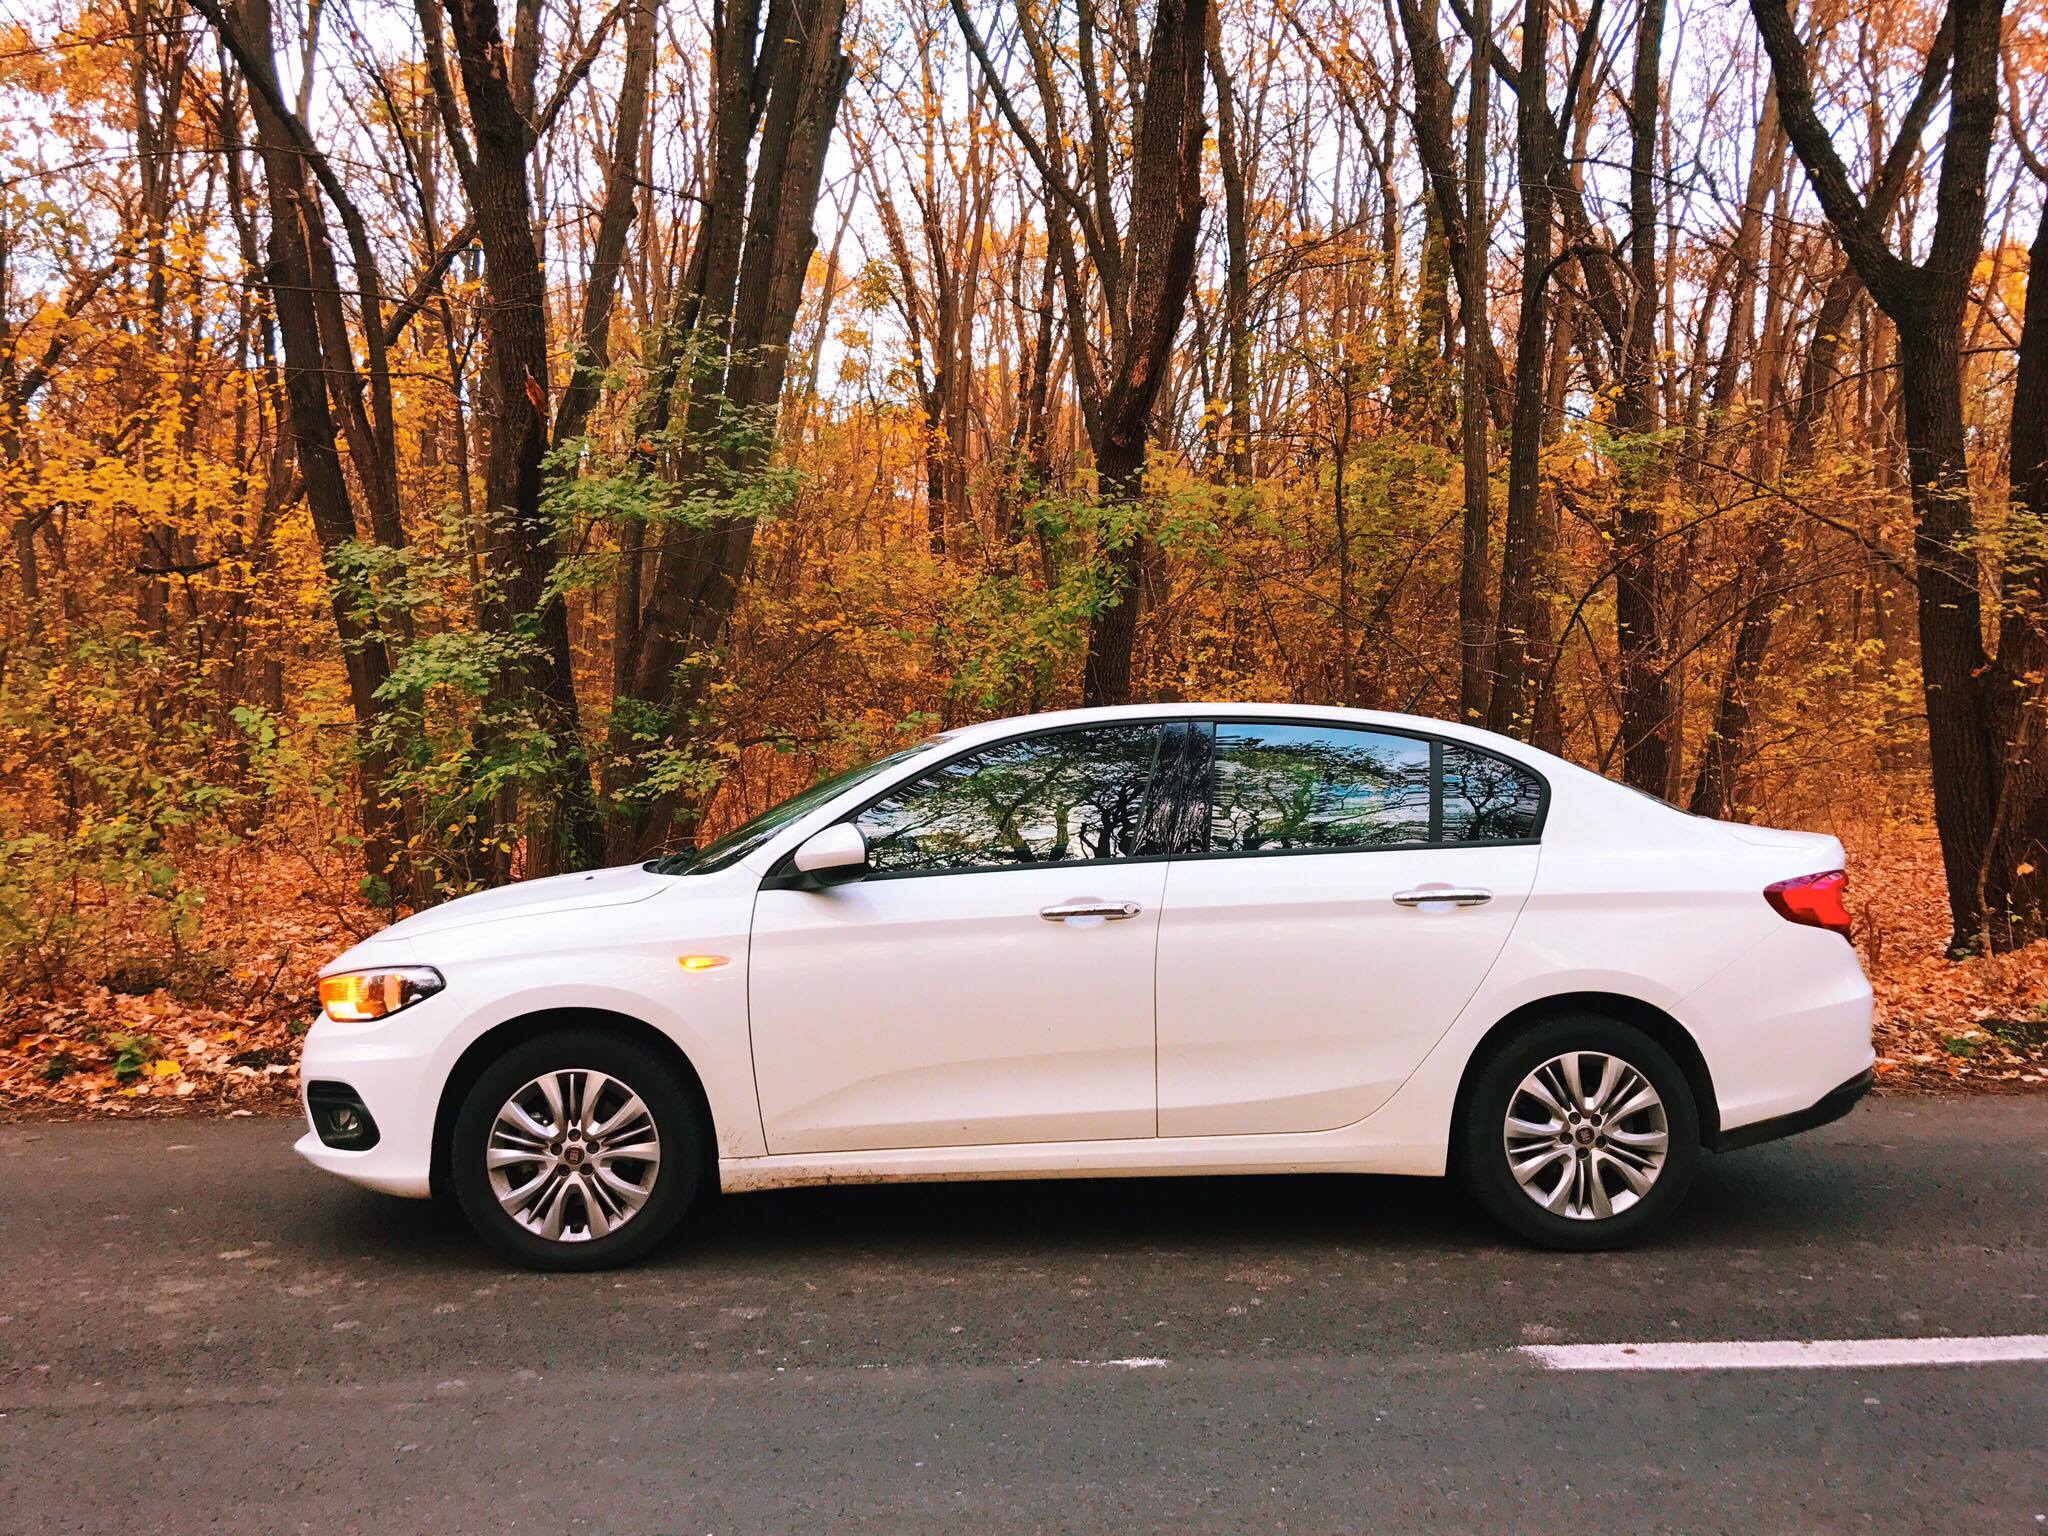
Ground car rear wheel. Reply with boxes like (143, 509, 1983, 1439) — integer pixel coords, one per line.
(451, 1029, 704, 1271)
(1458, 1014, 1699, 1250)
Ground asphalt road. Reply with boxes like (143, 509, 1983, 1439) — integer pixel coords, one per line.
(3, 1097, 2046, 1534)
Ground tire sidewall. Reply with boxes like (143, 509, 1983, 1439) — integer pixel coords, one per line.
(451, 1029, 702, 1271)
(1460, 1015, 1699, 1250)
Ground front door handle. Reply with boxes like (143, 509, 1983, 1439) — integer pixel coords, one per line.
(1040, 901, 1142, 922)
(1393, 887, 1493, 908)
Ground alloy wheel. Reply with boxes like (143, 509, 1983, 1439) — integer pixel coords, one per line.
(1502, 1050, 1669, 1221)
(485, 1069, 662, 1242)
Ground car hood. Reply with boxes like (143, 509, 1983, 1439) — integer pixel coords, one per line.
(374, 862, 674, 940)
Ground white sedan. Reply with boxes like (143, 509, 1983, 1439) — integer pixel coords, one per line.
(299, 704, 1875, 1269)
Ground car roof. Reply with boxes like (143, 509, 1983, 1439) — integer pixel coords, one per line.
(935, 702, 1549, 759)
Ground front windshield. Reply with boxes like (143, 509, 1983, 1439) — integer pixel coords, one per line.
(648, 740, 941, 876)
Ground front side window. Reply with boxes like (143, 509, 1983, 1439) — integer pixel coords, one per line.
(1206, 723, 1432, 852)
(856, 725, 1165, 875)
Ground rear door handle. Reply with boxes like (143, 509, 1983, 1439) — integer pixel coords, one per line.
(1393, 887, 1493, 908)
(1040, 901, 1142, 922)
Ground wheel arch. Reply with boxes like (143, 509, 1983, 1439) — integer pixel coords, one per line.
(1449, 990, 1720, 1148)
(429, 1006, 718, 1202)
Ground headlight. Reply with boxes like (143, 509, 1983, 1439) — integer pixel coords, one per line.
(317, 966, 445, 1022)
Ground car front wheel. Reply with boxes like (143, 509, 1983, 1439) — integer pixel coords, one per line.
(450, 1029, 703, 1271)
(1458, 1014, 1699, 1250)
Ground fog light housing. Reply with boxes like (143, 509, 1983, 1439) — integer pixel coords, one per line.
(306, 1081, 381, 1150)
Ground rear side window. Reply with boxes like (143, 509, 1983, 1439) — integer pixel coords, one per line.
(856, 725, 1165, 874)
(1207, 723, 1432, 851)
(1440, 743, 1544, 841)
(1194, 722, 1545, 853)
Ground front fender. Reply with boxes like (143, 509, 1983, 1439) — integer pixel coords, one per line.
(419, 905, 764, 1160)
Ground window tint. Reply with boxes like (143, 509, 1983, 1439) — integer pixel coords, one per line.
(856, 726, 1164, 874)
(1440, 743, 1543, 841)
(1206, 723, 1431, 852)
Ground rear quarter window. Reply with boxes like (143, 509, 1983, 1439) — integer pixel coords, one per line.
(1440, 743, 1544, 841)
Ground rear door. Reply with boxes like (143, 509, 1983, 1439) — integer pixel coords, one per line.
(1155, 720, 1541, 1137)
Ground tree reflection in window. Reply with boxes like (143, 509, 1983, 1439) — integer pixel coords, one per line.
(1441, 744, 1543, 841)
(857, 726, 1164, 873)
(1208, 724, 1431, 851)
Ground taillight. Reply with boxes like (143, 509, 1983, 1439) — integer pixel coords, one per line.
(1764, 869, 1853, 938)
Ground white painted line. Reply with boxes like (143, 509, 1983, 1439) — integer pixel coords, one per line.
(1520, 1335, 2048, 1372)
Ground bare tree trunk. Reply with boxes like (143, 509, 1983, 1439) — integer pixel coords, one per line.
(552, 0, 660, 451)
(1488, 0, 1552, 739)
(224, 0, 403, 887)
(609, 0, 852, 856)
(1075, 0, 1210, 706)
(1458, 0, 1493, 724)
(1391, 0, 1509, 425)
(1612, 0, 1673, 794)
(1704, 89, 1783, 423)
(1207, 6, 1252, 483)
(1689, 29, 1952, 819)
(1900, 315, 1999, 940)
(998, 248, 1061, 551)
(442, 0, 608, 873)
(866, 176, 954, 552)
(1751, 0, 2007, 949)
(1988, 199, 2048, 936)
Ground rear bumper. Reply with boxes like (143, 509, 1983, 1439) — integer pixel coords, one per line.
(1684, 919, 1875, 1134)
(1707, 1067, 1874, 1152)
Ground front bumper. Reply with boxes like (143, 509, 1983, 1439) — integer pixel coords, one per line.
(293, 1010, 442, 1198)
(1707, 1067, 1875, 1153)
(293, 1129, 433, 1197)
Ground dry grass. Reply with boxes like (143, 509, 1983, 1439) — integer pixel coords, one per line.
(0, 849, 386, 1118)
(1845, 824, 2048, 1090)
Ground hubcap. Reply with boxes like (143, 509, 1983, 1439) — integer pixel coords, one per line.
(1503, 1051, 1668, 1221)
(486, 1070, 661, 1242)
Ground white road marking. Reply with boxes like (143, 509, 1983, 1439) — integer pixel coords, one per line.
(1520, 1334, 2048, 1371)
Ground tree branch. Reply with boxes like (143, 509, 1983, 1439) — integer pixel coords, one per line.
(381, 217, 477, 346)
(529, 0, 629, 147)
(1747, 0, 1919, 306)
(945, 0, 1119, 293)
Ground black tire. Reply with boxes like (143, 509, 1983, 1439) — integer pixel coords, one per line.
(1457, 1013, 1699, 1251)
(450, 1028, 704, 1271)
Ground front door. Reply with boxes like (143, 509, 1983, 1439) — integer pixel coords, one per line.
(748, 723, 1172, 1154)
(1155, 720, 1542, 1136)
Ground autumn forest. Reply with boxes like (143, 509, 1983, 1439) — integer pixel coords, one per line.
(2, 0, 2046, 1098)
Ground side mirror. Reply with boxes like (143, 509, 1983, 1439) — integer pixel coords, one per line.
(791, 823, 869, 886)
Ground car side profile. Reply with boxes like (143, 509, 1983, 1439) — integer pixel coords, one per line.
(298, 703, 1875, 1269)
